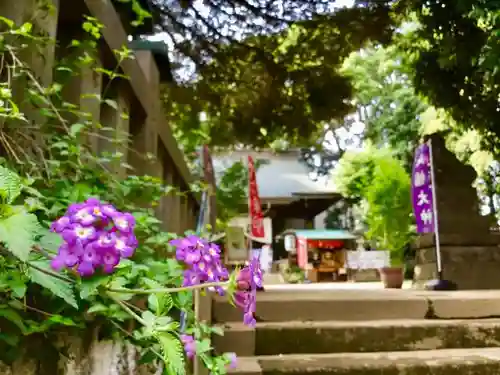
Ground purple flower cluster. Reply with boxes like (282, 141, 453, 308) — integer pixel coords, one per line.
(234, 257, 263, 327)
(50, 198, 138, 276)
(169, 235, 229, 295)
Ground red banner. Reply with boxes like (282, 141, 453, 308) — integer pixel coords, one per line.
(248, 156, 265, 239)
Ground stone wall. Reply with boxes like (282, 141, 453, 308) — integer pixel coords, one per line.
(0, 333, 161, 375)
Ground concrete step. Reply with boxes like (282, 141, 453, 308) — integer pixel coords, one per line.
(214, 319, 500, 356)
(213, 290, 500, 323)
(229, 348, 500, 375)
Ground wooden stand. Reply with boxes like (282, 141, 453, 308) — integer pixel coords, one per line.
(307, 267, 348, 283)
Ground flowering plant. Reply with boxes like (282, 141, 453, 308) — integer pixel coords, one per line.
(43, 198, 262, 373)
(0, 13, 261, 373)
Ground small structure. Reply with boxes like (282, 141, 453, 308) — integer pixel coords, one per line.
(283, 229, 357, 282)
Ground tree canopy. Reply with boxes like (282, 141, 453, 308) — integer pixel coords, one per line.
(341, 45, 427, 169)
(395, 0, 500, 154)
(139, 0, 394, 147)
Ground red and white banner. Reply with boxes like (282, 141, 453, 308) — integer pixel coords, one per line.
(247, 156, 265, 239)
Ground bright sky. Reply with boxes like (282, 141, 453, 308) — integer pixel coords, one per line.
(149, 0, 357, 47)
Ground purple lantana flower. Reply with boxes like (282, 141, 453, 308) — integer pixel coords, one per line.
(181, 334, 196, 359)
(112, 212, 135, 233)
(50, 198, 138, 277)
(225, 352, 237, 369)
(234, 257, 262, 327)
(169, 235, 229, 295)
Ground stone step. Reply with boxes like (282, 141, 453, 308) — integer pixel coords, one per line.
(214, 319, 500, 356)
(229, 348, 500, 375)
(213, 290, 500, 323)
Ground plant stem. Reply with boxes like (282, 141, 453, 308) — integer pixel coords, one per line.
(106, 291, 147, 326)
(27, 261, 74, 283)
(107, 281, 228, 295)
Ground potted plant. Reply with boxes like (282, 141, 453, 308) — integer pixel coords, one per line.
(362, 154, 413, 289)
(379, 247, 405, 289)
(334, 147, 413, 288)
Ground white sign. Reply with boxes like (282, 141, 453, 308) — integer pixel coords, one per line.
(346, 251, 390, 270)
(228, 216, 273, 244)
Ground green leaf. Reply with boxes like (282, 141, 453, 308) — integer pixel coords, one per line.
(141, 310, 156, 329)
(70, 123, 85, 137)
(0, 307, 27, 334)
(0, 212, 41, 261)
(38, 231, 63, 254)
(196, 338, 212, 355)
(157, 332, 186, 375)
(80, 275, 109, 299)
(28, 260, 78, 308)
(211, 326, 224, 336)
(0, 16, 14, 28)
(0, 332, 19, 346)
(46, 314, 80, 327)
(104, 99, 118, 110)
(155, 316, 179, 332)
(9, 276, 27, 298)
(138, 349, 157, 365)
(0, 166, 22, 203)
(174, 291, 193, 310)
(87, 303, 109, 314)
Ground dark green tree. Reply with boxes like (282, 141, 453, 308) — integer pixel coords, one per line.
(394, 0, 500, 154)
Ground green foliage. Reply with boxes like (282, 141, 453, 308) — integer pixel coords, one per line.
(0, 166, 22, 204)
(341, 45, 427, 169)
(28, 259, 78, 309)
(215, 161, 248, 226)
(0, 167, 41, 262)
(334, 146, 413, 264)
(394, 0, 500, 154)
(163, 3, 395, 148)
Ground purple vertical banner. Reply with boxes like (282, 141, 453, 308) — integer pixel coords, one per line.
(412, 143, 435, 233)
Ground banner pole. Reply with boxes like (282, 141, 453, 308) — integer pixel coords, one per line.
(427, 138, 443, 280)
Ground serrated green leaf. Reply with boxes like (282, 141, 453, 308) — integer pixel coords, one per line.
(157, 332, 186, 375)
(38, 231, 62, 254)
(0, 166, 22, 203)
(0, 212, 40, 261)
(28, 260, 78, 308)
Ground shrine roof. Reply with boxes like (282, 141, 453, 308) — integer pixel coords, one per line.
(284, 229, 357, 240)
(213, 149, 337, 199)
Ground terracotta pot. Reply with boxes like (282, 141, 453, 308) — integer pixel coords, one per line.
(379, 267, 404, 289)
